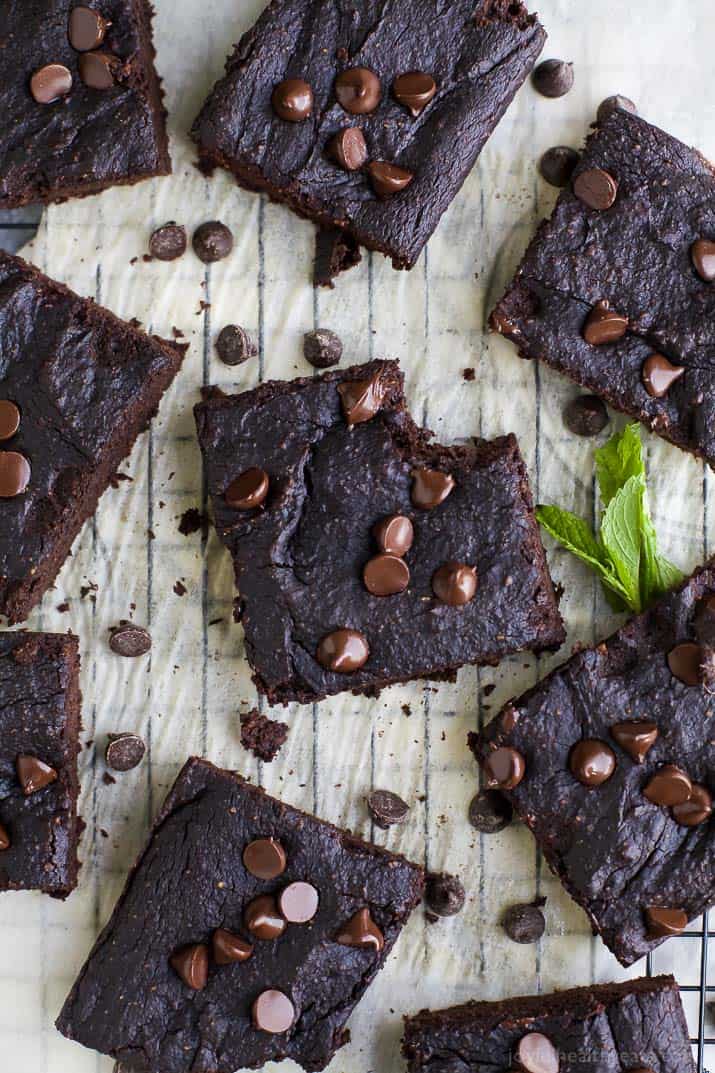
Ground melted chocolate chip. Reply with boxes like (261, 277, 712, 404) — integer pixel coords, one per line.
(337, 372, 384, 424)
(105, 733, 146, 772)
(367, 160, 414, 198)
(645, 906, 687, 938)
(363, 554, 409, 596)
(16, 755, 58, 795)
(532, 58, 574, 98)
(109, 623, 152, 657)
(411, 468, 455, 509)
(468, 789, 513, 833)
(30, 64, 72, 104)
(425, 872, 465, 917)
(216, 324, 257, 365)
(0, 823, 9, 851)
(610, 721, 658, 763)
(192, 221, 234, 263)
(373, 514, 413, 556)
(69, 6, 111, 51)
(569, 739, 616, 786)
(483, 746, 525, 790)
(78, 52, 119, 89)
(0, 452, 30, 497)
(643, 765, 693, 807)
(563, 395, 609, 436)
(243, 838, 287, 880)
(316, 629, 370, 672)
(366, 789, 409, 829)
(582, 301, 628, 345)
(573, 167, 618, 210)
(503, 902, 546, 944)
(272, 78, 313, 121)
(642, 353, 685, 397)
(392, 71, 437, 115)
(244, 894, 287, 940)
(539, 145, 580, 188)
(225, 467, 269, 510)
(672, 783, 712, 827)
(303, 328, 343, 368)
(0, 401, 20, 442)
(252, 990, 295, 1033)
(335, 68, 381, 114)
(278, 882, 319, 923)
(328, 127, 368, 171)
(667, 641, 703, 685)
(149, 223, 187, 262)
(212, 928, 253, 964)
(169, 943, 209, 990)
(432, 562, 477, 606)
(516, 1032, 560, 1073)
(691, 239, 715, 283)
(336, 907, 384, 950)
(597, 94, 637, 124)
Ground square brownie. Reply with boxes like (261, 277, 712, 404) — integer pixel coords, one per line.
(194, 359, 564, 706)
(403, 976, 695, 1073)
(56, 757, 424, 1072)
(491, 107, 715, 466)
(1, 0, 170, 208)
(0, 250, 186, 624)
(470, 558, 715, 967)
(191, 0, 545, 271)
(0, 631, 81, 897)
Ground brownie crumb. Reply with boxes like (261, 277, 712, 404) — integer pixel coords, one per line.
(173, 580, 187, 596)
(80, 581, 98, 600)
(109, 472, 132, 489)
(102, 772, 116, 786)
(56, 601, 70, 613)
(314, 228, 362, 288)
(178, 508, 208, 537)
(462, 367, 475, 381)
(240, 709, 289, 762)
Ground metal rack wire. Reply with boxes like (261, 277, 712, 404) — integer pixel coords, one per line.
(647, 910, 712, 1071)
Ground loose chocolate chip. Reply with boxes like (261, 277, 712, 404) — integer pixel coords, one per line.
(336, 907, 384, 950)
(367, 160, 414, 198)
(216, 324, 257, 366)
(105, 733, 146, 772)
(642, 353, 685, 398)
(643, 765, 693, 807)
(573, 167, 618, 211)
(335, 68, 381, 114)
(610, 721, 658, 763)
(468, 789, 513, 833)
(30, 64, 72, 104)
(672, 783, 713, 827)
(432, 562, 477, 606)
(212, 928, 253, 964)
(0, 401, 20, 442)
(337, 371, 384, 425)
(192, 221, 234, 263)
(667, 641, 703, 685)
(425, 872, 465, 917)
(252, 989, 295, 1033)
(691, 239, 715, 283)
(170, 943, 209, 990)
(225, 467, 269, 510)
(532, 58, 574, 98)
(645, 906, 687, 939)
(516, 1032, 560, 1073)
(392, 71, 437, 116)
(328, 127, 368, 171)
(245, 894, 287, 939)
(272, 78, 313, 121)
(109, 623, 152, 657)
(316, 629, 370, 672)
(569, 739, 616, 787)
(373, 514, 414, 556)
(0, 823, 9, 851)
(278, 881, 319, 923)
(583, 300, 628, 345)
(539, 145, 580, 188)
(303, 328, 343, 369)
(411, 468, 455, 509)
(16, 755, 57, 795)
(597, 95, 637, 125)
(363, 553, 410, 596)
(366, 789, 409, 829)
(69, 6, 110, 51)
(0, 452, 30, 497)
(483, 746, 525, 791)
(694, 595, 715, 645)
(243, 837, 287, 880)
(563, 394, 609, 436)
(503, 902, 546, 944)
(149, 223, 187, 262)
(79, 51, 118, 89)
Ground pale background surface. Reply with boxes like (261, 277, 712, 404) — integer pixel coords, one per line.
(2, 0, 714, 1070)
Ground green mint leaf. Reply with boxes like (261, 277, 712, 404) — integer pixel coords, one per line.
(599, 475, 644, 612)
(535, 504, 632, 606)
(595, 423, 644, 507)
(640, 507, 685, 605)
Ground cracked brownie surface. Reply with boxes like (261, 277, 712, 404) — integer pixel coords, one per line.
(56, 757, 424, 1072)
(194, 359, 564, 706)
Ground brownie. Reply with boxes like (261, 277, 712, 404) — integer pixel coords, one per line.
(0, 631, 81, 897)
(402, 976, 695, 1073)
(240, 708, 289, 762)
(194, 359, 564, 706)
(56, 756, 424, 1072)
(191, 0, 545, 271)
(1, 1, 170, 208)
(470, 558, 715, 967)
(491, 107, 715, 466)
(0, 250, 186, 624)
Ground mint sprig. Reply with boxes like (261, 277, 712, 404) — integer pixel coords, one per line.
(536, 424, 684, 613)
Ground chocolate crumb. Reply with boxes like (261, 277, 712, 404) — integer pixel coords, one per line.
(462, 367, 475, 382)
(240, 709, 289, 762)
(173, 580, 187, 596)
(178, 508, 208, 537)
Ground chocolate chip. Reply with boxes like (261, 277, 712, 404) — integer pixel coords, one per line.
(272, 78, 313, 122)
(170, 943, 209, 990)
(109, 623, 152, 657)
(483, 746, 525, 790)
(79, 51, 118, 89)
(337, 371, 384, 425)
(694, 594, 715, 645)
(468, 789, 513, 833)
(245, 894, 287, 940)
(411, 468, 455, 509)
(16, 755, 57, 795)
(643, 765, 693, 807)
(0, 452, 30, 497)
(597, 94, 637, 124)
(372, 514, 413, 556)
(539, 145, 580, 188)
(216, 324, 257, 365)
(532, 58, 574, 98)
(672, 783, 712, 827)
(225, 467, 269, 510)
(432, 562, 477, 606)
(212, 928, 253, 964)
(503, 902, 546, 944)
(573, 167, 618, 211)
(316, 629, 370, 672)
(367, 160, 414, 198)
(303, 328, 343, 369)
(68, 6, 110, 51)
(192, 221, 234, 263)
(366, 789, 409, 829)
(363, 554, 410, 596)
(645, 906, 687, 939)
(582, 300, 628, 345)
(0, 823, 9, 851)
(278, 882, 319, 923)
(336, 907, 384, 950)
(243, 838, 287, 880)
(105, 733, 146, 772)
(0, 401, 20, 442)
(569, 739, 616, 787)
(252, 989, 295, 1033)
(425, 872, 465, 917)
(610, 721, 658, 763)
(563, 394, 609, 436)
(335, 68, 381, 114)
(516, 1032, 559, 1073)
(667, 641, 703, 685)
(30, 64, 72, 104)
(642, 353, 684, 397)
(328, 127, 368, 171)
(392, 71, 437, 116)
(691, 239, 715, 283)
(149, 223, 187, 262)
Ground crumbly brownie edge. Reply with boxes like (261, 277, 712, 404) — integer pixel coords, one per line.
(50, 632, 83, 897)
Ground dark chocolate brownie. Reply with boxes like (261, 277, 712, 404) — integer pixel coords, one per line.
(1, 1, 170, 208)
(0, 631, 81, 897)
(0, 250, 186, 624)
(194, 359, 564, 706)
(191, 0, 545, 271)
(403, 976, 695, 1073)
(470, 558, 715, 967)
(57, 756, 424, 1072)
(491, 108, 715, 467)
